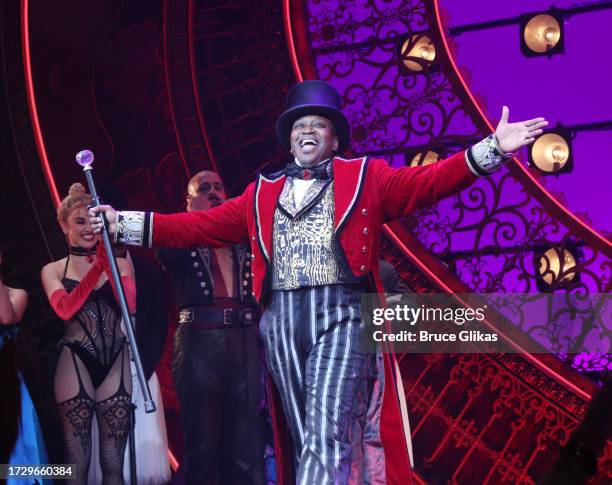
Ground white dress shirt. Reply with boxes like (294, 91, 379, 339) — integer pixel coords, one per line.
(292, 158, 330, 208)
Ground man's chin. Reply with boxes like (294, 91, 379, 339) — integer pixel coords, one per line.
(297, 153, 332, 168)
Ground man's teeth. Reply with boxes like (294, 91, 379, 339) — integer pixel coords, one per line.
(300, 139, 317, 147)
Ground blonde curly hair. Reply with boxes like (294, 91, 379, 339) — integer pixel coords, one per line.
(57, 183, 92, 225)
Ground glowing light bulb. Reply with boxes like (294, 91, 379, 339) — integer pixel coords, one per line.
(544, 27, 556, 43)
(401, 35, 435, 72)
(551, 145, 564, 162)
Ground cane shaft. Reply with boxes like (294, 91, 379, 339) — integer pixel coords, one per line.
(83, 167, 156, 413)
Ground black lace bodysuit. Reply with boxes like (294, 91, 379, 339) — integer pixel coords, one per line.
(54, 257, 132, 485)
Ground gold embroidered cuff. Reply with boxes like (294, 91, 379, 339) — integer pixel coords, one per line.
(466, 134, 513, 177)
(116, 211, 153, 247)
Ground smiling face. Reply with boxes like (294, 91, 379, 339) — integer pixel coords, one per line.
(290, 115, 339, 168)
(61, 205, 97, 248)
(186, 171, 227, 212)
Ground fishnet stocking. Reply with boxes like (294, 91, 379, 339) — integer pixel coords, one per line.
(58, 393, 95, 483)
(95, 386, 131, 485)
(55, 343, 131, 484)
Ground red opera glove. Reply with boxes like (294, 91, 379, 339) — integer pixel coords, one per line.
(108, 275, 137, 314)
(49, 261, 104, 320)
(96, 242, 111, 273)
(97, 244, 137, 313)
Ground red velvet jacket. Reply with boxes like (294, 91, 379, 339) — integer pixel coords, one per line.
(151, 151, 476, 302)
(148, 151, 477, 484)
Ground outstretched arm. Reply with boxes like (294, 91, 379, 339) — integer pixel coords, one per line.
(379, 106, 547, 220)
(466, 106, 547, 176)
(89, 185, 251, 249)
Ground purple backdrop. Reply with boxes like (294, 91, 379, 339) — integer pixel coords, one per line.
(303, 0, 611, 371)
(441, 0, 612, 235)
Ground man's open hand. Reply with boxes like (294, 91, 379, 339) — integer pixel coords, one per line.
(495, 106, 548, 153)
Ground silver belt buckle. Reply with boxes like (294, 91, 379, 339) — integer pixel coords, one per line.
(223, 309, 233, 325)
(179, 308, 194, 324)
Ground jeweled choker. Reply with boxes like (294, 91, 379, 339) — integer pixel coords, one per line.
(69, 245, 97, 257)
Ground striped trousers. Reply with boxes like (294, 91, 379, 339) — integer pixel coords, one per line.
(259, 285, 370, 485)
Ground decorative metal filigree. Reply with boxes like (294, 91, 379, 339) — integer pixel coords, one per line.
(302, 0, 611, 373)
(399, 352, 590, 484)
(189, 0, 296, 194)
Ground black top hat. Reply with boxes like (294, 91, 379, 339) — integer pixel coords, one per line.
(275, 80, 351, 153)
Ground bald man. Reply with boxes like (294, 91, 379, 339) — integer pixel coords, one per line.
(157, 171, 265, 485)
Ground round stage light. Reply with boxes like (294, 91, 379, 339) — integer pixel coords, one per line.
(410, 150, 439, 167)
(401, 35, 435, 72)
(538, 248, 577, 286)
(523, 14, 562, 53)
(530, 133, 570, 173)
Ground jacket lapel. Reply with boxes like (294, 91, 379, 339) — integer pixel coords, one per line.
(277, 178, 297, 217)
(333, 156, 368, 233)
(254, 173, 286, 265)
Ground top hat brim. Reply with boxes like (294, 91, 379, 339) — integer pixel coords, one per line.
(275, 104, 351, 154)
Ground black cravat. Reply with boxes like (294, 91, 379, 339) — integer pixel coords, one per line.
(285, 160, 332, 180)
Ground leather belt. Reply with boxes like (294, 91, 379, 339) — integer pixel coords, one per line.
(179, 306, 259, 328)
